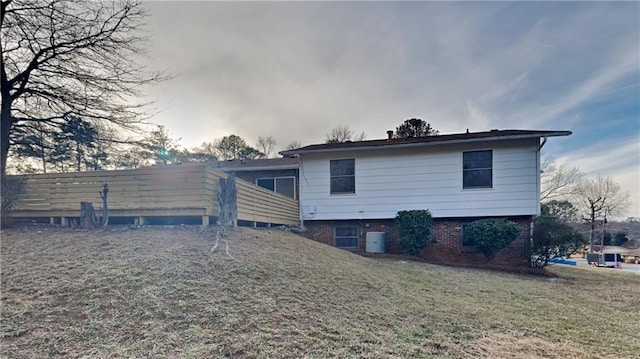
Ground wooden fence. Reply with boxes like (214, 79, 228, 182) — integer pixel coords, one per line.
(8, 162, 299, 226)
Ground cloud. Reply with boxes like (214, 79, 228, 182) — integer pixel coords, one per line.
(140, 1, 639, 216)
(553, 137, 640, 218)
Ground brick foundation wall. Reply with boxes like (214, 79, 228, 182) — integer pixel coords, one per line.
(302, 216, 532, 267)
(303, 219, 401, 253)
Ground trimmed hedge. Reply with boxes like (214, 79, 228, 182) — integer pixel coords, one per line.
(464, 218, 521, 262)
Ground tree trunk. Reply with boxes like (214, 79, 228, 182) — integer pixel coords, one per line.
(1, 102, 13, 177)
(588, 203, 596, 253)
(80, 201, 98, 229)
(76, 141, 81, 172)
(99, 183, 109, 227)
(79, 184, 109, 228)
(217, 174, 237, 227)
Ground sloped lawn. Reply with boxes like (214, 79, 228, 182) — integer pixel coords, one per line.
(1, 226, 638, 358)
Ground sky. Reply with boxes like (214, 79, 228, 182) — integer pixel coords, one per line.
(141, 1, 640, 218)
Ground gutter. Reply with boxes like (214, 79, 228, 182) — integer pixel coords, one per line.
(538, 136, 548, 151)
(216, 164, 300, 172)
(282, 132, 570, 156)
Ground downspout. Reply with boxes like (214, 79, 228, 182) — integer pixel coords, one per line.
(298, 155, 305, 230)
(538, 136, 548, 151)
(531, 137, 548, 266)
(537, 136, 548, 214)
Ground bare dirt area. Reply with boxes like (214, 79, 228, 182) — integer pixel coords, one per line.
(1, 226, 639, 358)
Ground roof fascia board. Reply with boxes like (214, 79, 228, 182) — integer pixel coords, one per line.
(287, 132, 571, 156)
(216, 165, 299, 172)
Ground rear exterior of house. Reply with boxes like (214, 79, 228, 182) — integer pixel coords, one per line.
(281, 129, 571, 267)
(215, 158, 300, 200)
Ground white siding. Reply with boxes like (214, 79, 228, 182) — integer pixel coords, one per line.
(299, 139, 540, 220)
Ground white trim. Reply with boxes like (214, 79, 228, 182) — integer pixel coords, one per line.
(329, 158, 356, 195)
(461, 149, 493, 190)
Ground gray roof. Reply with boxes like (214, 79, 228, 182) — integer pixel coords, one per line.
(280, 129, 571, 156)
(215, 157, 300, 172)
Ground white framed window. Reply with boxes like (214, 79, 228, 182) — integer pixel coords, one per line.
(330, 159, 355, 194)
(256, 176, 296, 199)
(463, 150, 492, 189)
(334, 226, 359, 249)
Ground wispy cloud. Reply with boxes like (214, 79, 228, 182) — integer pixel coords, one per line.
(553, 137, 640, 217)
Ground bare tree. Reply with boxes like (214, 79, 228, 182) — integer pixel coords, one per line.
(576, 175, 630, 252)
(1, 0, 166, 175)
(195, 141, 219, 161)
(325, 125, 366, 144)
(540, 156, 584, 201)
(285, 141, 302, 151)
(113, 146, 150, 169)
(256, 136, 276, 158)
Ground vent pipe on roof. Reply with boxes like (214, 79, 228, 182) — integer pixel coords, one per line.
(386, 130, 394, 140)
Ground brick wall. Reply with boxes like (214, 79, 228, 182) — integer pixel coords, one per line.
(303, 216, 532, 267)
(303, 219, 400, 253)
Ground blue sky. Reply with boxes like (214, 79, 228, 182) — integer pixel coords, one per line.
(143, 1, 639, 218)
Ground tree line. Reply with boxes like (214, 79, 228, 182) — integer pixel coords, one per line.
(533, 157, 632, 267)
(8, 122, 300, 173)
(7, 116, 442, 173)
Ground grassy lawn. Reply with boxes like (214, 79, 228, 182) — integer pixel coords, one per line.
(1, 226, 638, 358)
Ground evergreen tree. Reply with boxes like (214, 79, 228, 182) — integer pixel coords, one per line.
(394, 119, 439, 139)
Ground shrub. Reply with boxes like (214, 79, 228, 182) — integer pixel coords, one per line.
(532, 215, 586, 268)
(464, 218, 521, 262)
(1, 175, 25, 228)
(395, 210, 433, 255)
(613, 231, 629, 246)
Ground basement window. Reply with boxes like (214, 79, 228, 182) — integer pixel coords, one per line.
(334, 226, 359, 250)
(463, 150, 492, 189)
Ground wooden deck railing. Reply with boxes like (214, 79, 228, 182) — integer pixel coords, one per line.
(8, 162, 299, 226)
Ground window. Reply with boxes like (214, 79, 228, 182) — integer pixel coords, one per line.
(334, 226, 359, 249)
(330, 159, 355, 194)
(256, 177, 296, 199)
(463, 150, 492, 189)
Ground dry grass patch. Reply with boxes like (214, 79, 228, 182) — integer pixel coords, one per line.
(1, 226, 638, 358)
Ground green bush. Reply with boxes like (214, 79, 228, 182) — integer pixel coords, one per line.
(464, 218, 521, 262)
(532, 215, 586, 268)
(395, 210, 433, 255)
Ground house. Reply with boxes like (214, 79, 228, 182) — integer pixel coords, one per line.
(280, 129, 571, 267)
